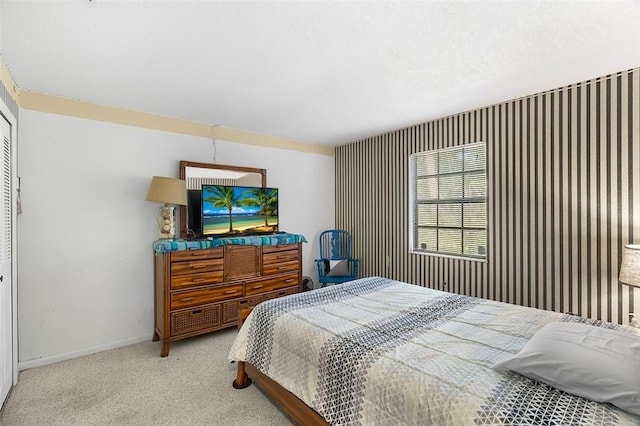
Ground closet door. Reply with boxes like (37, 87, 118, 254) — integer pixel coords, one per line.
(0, 114, 12, 405)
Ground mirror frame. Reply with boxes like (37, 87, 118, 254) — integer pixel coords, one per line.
(179, 160, 267, 237)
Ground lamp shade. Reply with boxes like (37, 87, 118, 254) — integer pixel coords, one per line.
(146, 176, 187, 205)
(619, 244, 640, 288)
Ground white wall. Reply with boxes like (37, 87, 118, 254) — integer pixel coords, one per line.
(0, 0, 3, 51)
(17, 109, 334, 367)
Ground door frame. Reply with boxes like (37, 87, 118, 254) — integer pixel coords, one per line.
(0, 97, 18, 390)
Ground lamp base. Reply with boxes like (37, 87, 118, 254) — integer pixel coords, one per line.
(157, 204, 176, 240)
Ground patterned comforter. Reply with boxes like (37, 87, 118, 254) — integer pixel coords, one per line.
(229, 277, 640, 425)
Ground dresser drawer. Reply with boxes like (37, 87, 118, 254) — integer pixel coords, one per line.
(171, 258, 223, 276)
(263, 249, 299, 264)
(262, 245, 300, 275)
(170, 284, 243, 310)
(171, 271, 224, 290)
(171, 305, 221, 336)
(262, 260, 299, 275)
(245, 273, 299, 296)
(262, 243, 298, 254)
(263, 286, 299, 301)
(170, 247, 223, 262)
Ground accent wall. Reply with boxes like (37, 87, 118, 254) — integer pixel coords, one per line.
(336, 67, 640, 325)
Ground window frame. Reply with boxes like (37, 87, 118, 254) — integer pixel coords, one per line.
(409, 141, 487, 261)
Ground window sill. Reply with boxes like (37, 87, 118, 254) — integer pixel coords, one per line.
(409, 250, 487, 263)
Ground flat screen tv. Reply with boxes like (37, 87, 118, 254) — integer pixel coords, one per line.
(201, 184, 279, 237)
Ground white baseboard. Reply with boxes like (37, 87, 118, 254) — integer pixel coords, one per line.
(18, 334, 153, 371)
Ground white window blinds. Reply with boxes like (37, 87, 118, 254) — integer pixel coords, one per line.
(410, 142, 487, 259)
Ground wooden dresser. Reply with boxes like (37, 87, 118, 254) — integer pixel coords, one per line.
(153, 241, 302, 356)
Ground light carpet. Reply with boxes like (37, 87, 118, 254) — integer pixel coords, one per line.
(0, 328, 293, 425)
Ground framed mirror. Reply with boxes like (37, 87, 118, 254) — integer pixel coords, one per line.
(179, 161, 267, 238)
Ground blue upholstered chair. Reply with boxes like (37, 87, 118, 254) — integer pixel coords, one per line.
(315, 229, 360, 287)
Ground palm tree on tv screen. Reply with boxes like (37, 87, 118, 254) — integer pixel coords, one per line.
(241, 188, 278, 226)
(204, 186, 244, 232)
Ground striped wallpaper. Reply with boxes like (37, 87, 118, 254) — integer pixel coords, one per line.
(185, 174, 262, 190)
(186, 177, 239, 190)
(336, 67, 640, 325)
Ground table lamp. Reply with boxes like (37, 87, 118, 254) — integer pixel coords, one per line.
(618, 244, 640, 328)
(146, 176, 187, 240)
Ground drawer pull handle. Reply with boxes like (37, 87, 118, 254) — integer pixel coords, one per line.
(191, 310, 203, 316)
(191, 278, 206, 283)
(278, 292, 286, 296)
(225, 290, 237, 294)
(191, 264, 207, 269)
(285, 279, 295, 283)
(180, 297, 195, 302)
(239, 300, 248, 305)
(277, 255, 287, 259)
(278, 266, 288, 270)
(188, 251, 207, 256)
(252, 285, 263, 290)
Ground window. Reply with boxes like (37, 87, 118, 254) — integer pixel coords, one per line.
(409, 142, 487, 260)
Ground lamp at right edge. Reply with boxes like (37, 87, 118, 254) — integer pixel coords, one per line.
(618, 244, 640, 328)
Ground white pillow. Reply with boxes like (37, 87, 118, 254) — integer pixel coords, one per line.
(493, 321, 640, 416)
(327, 259, 350, 277)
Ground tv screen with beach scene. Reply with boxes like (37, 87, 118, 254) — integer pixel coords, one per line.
(201, 185, 279, 237)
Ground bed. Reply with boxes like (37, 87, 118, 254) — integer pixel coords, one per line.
(229, 276, 640, 425)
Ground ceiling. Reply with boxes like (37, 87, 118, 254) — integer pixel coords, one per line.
(2, 1, 639, 147)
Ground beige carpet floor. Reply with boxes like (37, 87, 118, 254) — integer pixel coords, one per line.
(0, 328, 293, 425)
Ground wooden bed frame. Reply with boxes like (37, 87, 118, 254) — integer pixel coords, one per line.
(232, 307, 328, 426)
